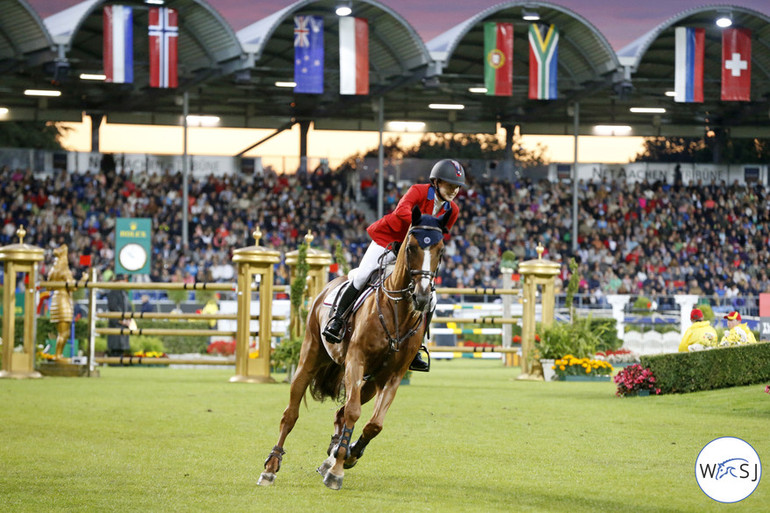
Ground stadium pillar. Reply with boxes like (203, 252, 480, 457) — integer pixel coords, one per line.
(377, 96, 384, 218)
(299, 120, 310, 175)
(501, 124, 515, 179)
(90, 114, 103, 153)
(571, 102, 579, 252)
(182, 92, 189, 249)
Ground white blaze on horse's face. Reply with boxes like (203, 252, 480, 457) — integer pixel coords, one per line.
(420, 248, 432, 292)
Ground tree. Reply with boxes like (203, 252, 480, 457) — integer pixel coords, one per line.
(402, 132, 546, 167)
(634, 134, 770, 164)
(337, 131, 547, 170)
(0, 121, 68, 150)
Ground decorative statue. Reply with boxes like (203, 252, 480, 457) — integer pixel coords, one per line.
(48, 246, 76, 360)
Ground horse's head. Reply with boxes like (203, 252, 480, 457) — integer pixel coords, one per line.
(403, 206, 451, 312)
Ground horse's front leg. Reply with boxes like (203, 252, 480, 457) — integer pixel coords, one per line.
(325, 381, 377, 457)
(320, 353, 364, 490)
(344, 373, 402, 469)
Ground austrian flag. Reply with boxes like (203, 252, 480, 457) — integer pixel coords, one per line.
(149, 7, 178, 88)
(339, 17, 369, 95)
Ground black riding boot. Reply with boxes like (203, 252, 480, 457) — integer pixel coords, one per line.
(409, 347, 430, 372)
(323, 284, 360, 344)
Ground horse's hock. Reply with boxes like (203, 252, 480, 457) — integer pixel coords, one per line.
(0, 227, 44, 379)
(517, 243, 560, 381)
(231, 228, 281, 383)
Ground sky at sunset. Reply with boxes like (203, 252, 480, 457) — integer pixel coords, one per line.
(22, 1, 770, 166)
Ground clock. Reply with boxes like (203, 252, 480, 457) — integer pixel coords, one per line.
(118, 243, 148, 272)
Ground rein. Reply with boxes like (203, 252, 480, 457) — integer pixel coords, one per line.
(374, 225, 443, 352)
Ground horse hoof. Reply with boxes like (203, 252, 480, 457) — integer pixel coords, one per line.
(323, 472, 343, 490)
(257, 472, 276, 486)
(343, 457, 358, 469)
(317, 455, 334, 478)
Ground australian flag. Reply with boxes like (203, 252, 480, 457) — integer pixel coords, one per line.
(294, 15, 323, 94)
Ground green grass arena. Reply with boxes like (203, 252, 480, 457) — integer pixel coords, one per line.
(1, 359, 767, 512)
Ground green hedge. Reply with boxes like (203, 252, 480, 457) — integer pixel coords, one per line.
(641, 342, 770, 394)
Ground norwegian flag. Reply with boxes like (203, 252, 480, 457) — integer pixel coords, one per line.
(149, 7, 178, 88)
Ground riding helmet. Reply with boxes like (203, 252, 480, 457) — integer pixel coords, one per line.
(429, 159, 466, 187)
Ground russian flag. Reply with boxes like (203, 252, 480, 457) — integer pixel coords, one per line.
(674, 27, 704, 103)
(149, 7, 179, 88)
(103, 5, 133, 84)
(339, 17, 369, 95)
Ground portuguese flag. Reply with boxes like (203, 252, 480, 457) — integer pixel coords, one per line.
(484, 22, 513, 96)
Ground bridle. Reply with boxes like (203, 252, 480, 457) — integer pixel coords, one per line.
(375, 224, 445, 351)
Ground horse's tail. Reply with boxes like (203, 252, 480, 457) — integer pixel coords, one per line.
(309, 359, 345, 402)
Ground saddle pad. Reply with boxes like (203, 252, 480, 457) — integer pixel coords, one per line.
(322, 281, 375, 314)
(322, 266, 393, 313)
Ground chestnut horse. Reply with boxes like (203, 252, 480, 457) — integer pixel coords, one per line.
(258, 206, 450, 490)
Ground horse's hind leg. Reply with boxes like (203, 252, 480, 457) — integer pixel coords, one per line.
(257, 359, 314, 486)
(344, 374, 401, 470)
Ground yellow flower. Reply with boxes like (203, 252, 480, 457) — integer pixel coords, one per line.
(559, 365, 566, 371)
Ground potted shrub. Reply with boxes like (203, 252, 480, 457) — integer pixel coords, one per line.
(536, 318, 609, 381)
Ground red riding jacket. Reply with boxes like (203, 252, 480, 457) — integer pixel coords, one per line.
(366, 184, 459, 247)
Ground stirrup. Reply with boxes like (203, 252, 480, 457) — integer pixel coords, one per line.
(409, 345, 430, 372)
(323, 317, 345, 344)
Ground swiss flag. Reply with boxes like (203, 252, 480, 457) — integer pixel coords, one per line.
(721, 28, 751, 101)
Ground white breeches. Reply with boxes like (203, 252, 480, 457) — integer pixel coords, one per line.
(349, 241, 396, 290)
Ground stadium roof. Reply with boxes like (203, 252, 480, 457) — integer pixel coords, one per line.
(616, 4, 770, 137)
(1, 1, 770, 139)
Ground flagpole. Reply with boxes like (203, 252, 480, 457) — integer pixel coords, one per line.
(571, 101, 579, 253)
(182, 91, 189, 250)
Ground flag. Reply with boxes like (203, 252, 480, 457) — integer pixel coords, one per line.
(484, 22, 513, 96)
(722, 28, 751, 101)
(294, 15, 324, 94)
(674, 27, 704, 103)
(103, 5, 133, 84)
(149, 7, 178, 88)
(528, 23, 558, 100)
(339, 17, 369, 95)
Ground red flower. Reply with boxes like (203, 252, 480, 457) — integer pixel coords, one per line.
(512, 335, 522, 344)
(535, 334, 541, 342)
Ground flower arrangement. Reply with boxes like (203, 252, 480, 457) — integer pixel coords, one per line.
(133, 350, 167, 358)
(595, 348, 638, 364)
(614, 363, 661, 396)
(552, 355, 613, 378)
(207, 340, 236, 356)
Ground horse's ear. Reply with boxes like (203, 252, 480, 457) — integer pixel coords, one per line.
(439, 205, 452, 232)
(411, 205, 422, 226)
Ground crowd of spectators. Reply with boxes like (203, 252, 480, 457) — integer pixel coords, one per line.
(1, 163, 769, 309)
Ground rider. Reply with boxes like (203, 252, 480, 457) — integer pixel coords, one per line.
(322, 159, 466, 371)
